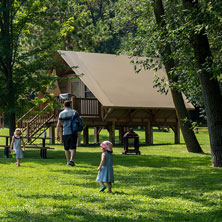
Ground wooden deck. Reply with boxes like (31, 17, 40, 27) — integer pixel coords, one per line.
(15, 96, 180, 146)
(195, 127, 208, 133)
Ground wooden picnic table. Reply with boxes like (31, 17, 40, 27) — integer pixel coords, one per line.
(0, 135, 54, 159)
(194, 127, 208, 133)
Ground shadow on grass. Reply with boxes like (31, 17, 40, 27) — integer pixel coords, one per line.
(0, 208, 138, 222)
(2, 201, 222, 222)
(16, 193, 72, 200)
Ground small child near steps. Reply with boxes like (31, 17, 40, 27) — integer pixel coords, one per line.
(10, 128, 25, 167)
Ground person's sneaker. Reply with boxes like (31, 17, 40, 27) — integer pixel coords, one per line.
(108, 190, 112, 193)
(67, 160, 75, 166)
(99, 185, 106, 192)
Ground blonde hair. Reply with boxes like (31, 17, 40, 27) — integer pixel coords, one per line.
(14, 128, 21, 135)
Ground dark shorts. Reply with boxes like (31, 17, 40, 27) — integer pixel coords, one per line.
(63, 134, 78, 150)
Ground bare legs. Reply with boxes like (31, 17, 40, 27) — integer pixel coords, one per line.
(70, 149, 76, 161)
(16, 158, 20, 166)
(98, 182, 112, 192)
(65, 149, 76, 163)
(65, 150, 70, 163)
(107, 182, 112, 192)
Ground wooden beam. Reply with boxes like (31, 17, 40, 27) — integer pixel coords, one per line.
(145, 122, 153, 145)
(119, 127, 124, 145)
(71, 96, 76, 109)
(80, 119, 178, 128)
(164, 110, 176, 119)
(170, 126, 176, 133)
(108, 121, 115, 145)
(103, 117, 176, 123)
(102, 108, 113, 121)
(144, 109, 153, 116)
(105, 117, 152, 122)
(49, 126, 55, 144)
(83, 126, 89, 145)
(94, 127, 101, 143)
(151, 109, 161, 119)
(77, 132, 81, 146)
(129, 109, 137, 118)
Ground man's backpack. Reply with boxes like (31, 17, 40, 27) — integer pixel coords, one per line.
(71, 111, 83, 133)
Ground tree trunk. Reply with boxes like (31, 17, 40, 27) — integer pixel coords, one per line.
(153, 0, 203, 153)
(182, 0, 222, 166)
(171, 90, 203, 152)
(8, 71, 16, 136)
(9, 112, 16, 137)
(2, 0, 16, 137)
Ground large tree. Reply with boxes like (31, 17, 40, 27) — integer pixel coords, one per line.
(152, 0, 203, 153)
(181, 0, 222, 166)
(0, 0, 58, 136)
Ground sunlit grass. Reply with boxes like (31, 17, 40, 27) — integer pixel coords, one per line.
(0, 128, 221, 222)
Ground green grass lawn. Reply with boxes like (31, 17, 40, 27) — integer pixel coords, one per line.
(0, 128, 221, 222)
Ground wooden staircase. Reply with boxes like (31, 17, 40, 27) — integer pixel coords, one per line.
(16, 104, 59, 144)
(16, 96, 102, 144)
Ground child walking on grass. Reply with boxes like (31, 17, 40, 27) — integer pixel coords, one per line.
(10, 128, 25, 167)
(96, 141, 114, 193)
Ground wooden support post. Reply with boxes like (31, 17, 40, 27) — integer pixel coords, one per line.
(27, 122, 30, 143)
(124, 126, 129, 133)
(49, 126, 55, 144)
(77, 132, 81, 146)
(145, 122, 153, 145)
(119, 127, 124, 145)
(109, 122, 115, 145)
(94, 127, 100, 143)
(83, 126, 89, 145)
(41, 138, 47, 158)
(175, 121, 180, 144)
(4, 137, 10, 158)
(71, 96, 76, 109)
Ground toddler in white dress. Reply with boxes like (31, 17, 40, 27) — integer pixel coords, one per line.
(10, 128, 26, 166)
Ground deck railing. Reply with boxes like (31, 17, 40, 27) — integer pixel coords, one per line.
(16, 104, 56, 140)
(55, 96, 102, 118)
(75, 98, 101, 117)
(16, 97, 102, 141)
(26, 106, 55, 138)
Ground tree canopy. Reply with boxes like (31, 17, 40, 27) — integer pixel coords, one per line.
(0, 0, 60, 134)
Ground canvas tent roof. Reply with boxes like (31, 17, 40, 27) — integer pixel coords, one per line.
(57, 50, 193, 109)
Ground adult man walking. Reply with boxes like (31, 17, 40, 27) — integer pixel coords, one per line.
(57, 100, 78, 166)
